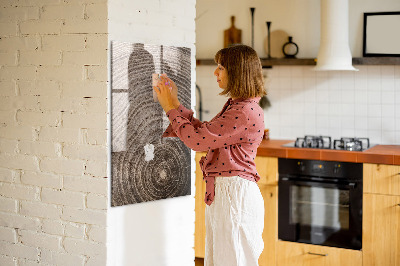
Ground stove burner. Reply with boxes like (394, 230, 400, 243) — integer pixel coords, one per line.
(295, 135, 332, 149)
(286, 136, 372, 151)
(333, 137, 370, 151)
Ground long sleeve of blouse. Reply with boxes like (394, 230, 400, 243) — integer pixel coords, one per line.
(162, 104, 202, 138)
(165, 104, 249, 152)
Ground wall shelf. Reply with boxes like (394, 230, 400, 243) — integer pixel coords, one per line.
(196, 57, 400, 67)
(352, 57, 400, 65)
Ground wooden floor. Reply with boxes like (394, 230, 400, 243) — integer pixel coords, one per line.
(195, 257, 204, 266)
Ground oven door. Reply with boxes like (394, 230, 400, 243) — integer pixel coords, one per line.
(278, 176, 362, 250)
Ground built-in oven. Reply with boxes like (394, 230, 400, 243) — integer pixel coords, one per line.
(278, 158, 363, 250)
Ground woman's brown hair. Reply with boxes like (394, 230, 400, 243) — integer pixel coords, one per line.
(214, 44, 266, 99)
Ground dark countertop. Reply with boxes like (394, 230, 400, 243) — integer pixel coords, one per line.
(256, 139, 400, 165)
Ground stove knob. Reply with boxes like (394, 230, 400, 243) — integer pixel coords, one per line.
(298, 161, 305, 171)
(334, 164, 341, 174)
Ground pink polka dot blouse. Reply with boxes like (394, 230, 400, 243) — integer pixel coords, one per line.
(162, 97, 265, 205)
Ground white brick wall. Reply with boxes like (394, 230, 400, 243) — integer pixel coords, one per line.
(0, 226, 17, 243)
(40, 249, 85, 266)
(0, 0, 108, 265)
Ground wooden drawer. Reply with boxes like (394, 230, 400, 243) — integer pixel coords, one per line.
(364, 164, 400, 196)
(276, 241, 362, 266)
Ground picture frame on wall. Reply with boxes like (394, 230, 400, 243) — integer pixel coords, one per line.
(363, 11, 400, 57)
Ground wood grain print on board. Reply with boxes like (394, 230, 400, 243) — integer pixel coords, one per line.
(110, 41, 192, 206)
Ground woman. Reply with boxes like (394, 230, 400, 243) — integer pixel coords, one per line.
(154, 44, 266, 266)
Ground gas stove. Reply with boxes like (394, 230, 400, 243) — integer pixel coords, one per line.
(283, 135, 373, 151)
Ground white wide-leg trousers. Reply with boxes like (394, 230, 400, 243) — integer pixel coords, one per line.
(205, 176, 264, 266)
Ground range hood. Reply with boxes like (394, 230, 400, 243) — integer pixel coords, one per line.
(314, 0, 358, 71)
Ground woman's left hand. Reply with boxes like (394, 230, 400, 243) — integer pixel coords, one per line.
(153, 76, 175, 113)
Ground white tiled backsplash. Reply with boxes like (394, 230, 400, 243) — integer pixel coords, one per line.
(196, 65, 400, 145)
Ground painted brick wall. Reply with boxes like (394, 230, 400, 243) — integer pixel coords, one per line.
(0, 0, 108, 265)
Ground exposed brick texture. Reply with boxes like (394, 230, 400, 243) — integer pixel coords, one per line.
(0, 0, 108, 264)
(1, 0, 197, 264)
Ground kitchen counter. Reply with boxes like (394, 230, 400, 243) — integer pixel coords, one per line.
(256, 139, 400, 165)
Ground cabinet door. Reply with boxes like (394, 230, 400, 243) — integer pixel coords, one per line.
(258, 185, 278, 266)
(195, 152, 207, 258)
(364, 164, 400, 196)
(255, 156, 278, 186)
(363, 193, 400, 266)
(277, 241, 362, 266)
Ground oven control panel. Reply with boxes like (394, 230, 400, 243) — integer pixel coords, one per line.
(280, 158, 362, 180)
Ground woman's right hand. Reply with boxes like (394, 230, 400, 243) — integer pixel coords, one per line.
(160, 74, 180, 109)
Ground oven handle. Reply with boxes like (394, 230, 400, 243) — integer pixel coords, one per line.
(280, 177, 357, 189)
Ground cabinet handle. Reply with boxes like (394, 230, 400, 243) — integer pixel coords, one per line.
(307, 252, 328, 256)
(397, 204, 400, 207)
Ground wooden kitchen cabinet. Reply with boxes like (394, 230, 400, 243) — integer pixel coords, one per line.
(255, 156, 278, 186)
(195, 152, 207, 258)
(363, 163, 400, 266)
(363, 193, 400, 266)
(276, 241, 362, 266)
(256, 156, 279, 266)
(364, 163, 400, 196)
(194, 154, 279, 264)
(258, 184, 278, 266)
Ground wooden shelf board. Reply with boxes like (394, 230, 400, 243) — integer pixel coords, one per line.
(196, 57, 400, 67)
(352, 57, 400, 65)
